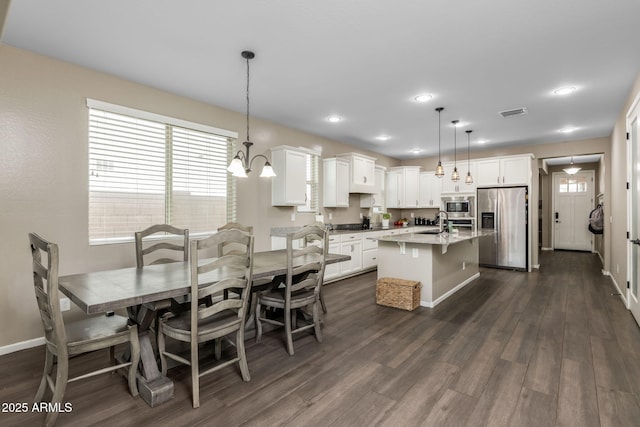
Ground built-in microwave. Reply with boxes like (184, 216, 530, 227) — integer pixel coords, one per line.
(442, 196, 474, 218)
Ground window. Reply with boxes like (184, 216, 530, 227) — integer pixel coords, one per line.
(558, 176, 588, 193)
(297, 152, 319, 213)
(87, 99, 238, 244)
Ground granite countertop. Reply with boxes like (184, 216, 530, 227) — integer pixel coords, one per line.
(271, 225, 434, 237)
(373, 229, 494, 246)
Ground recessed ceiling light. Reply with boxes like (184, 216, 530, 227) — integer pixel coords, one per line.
(410, 148, 423, 154)
(453, 121, 466, 128)
(326, 115, 342, 123)
(414, 94, 433, 103)
(553, 86, 577, 96)
(476, 139, 487, 144)
(375, 135, 391, 141)
(559, 127, 578, 133)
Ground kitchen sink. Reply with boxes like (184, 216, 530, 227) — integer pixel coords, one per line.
(418, 230, 442, 235)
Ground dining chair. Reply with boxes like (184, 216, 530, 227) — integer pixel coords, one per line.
(255, 223, 327, 355)
(157, 228, 254, 408)
(134, 224, 189, 334)
(29, 233, 140, 427)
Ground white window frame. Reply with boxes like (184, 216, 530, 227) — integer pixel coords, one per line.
(297, 151, 320, 213)
(87, 99, 238, 245)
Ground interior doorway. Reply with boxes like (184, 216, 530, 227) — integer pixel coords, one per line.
(627, 95, 640, 326)
(552, 170, 594, 251)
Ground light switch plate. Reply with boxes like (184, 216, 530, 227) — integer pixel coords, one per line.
(412, 248, 419, 258)
(60, 297, 71, 312)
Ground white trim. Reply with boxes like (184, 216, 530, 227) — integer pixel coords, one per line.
(532, 264, 540, 269)
(609, 273, 628, 306)
(541, 247, 553, 251)
(86, 98, 238, 139)
(0, 337, 45, 356)
(420, 272, 480, 308)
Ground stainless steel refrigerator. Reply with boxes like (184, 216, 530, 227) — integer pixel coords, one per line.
(477, 186, 528, 271)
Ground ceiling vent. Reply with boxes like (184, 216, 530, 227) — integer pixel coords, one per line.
(499, 107, 528, 118)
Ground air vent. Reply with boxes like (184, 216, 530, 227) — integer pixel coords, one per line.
(499, 107, 528, 118)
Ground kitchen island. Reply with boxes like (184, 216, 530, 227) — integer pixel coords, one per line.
(372, 229, 492, 308)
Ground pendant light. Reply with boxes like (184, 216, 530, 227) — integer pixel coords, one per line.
(451, 120, 460, 181)
(563, 156, 581, 175)
(434, 107, 445, 177)
(227, 50, 276, 178)
(465, 130, 473, 184)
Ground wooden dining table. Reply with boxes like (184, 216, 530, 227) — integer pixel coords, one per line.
(57, 249, 350, 407)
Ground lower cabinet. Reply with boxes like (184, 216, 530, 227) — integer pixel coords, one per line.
(339, 234, 363, 276)
(324, 236, 341, 281)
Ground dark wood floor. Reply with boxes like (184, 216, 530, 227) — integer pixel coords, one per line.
(2, 251, 640, 426)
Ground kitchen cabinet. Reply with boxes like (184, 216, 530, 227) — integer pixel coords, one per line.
(419, 171, 442, 208)
(386, 166, 420, 208)
(337, 153, 376, 193)
(362, 231, 382, 270)
(440, 161, 477, 194)
(339, 233, 363, 275)
(476, 155, 531, 187)
(360, 165, 386, 208)
(322, 158, 350, 207)
(271, 145, 307, 206)
(324, 235, 341, 281)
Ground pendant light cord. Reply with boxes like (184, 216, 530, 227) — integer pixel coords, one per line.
(245, 55, 250, 143)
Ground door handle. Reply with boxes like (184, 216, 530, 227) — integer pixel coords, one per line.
(632, 238, 640, 245)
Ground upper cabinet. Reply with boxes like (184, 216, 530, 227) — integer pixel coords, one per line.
(386, 166, 420, 208)
(419, 171, 442, 208)
(440, 161, 477, 194)
(323, 158, 350, 207)
(271, 145, 307, 206)
(476, 155, 532, 187)
(360, 165, 386, 208)
(336, 153, 376, 194)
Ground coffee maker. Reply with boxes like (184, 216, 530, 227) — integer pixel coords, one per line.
(361, 216, 371, 229)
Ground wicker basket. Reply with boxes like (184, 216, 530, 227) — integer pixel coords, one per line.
(376, 277, 421, 311)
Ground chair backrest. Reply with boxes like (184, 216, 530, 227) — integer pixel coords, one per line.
(285, 224, 327, 297)
(217, 222, 253, 256)
(29, 233, 67, 353)
(190, 229, 254, 339)
(135, 224, 189, 268)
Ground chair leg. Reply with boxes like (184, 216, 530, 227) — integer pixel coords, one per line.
(320, 285, 327, 314)
(255, 300, 263, 343)
(191, 339, 200, 409)
(313, 301, 323, 343)
(285, 307, 294, 356)
(44, 354, 69, 427)
(34, 350, 54, 402)
(236, 330, 251, 382)
(157, 323, 168, 375)
(128, 326, 140, 397)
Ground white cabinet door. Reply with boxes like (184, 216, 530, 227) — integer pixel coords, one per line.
(340, 240, 363, 275)
(441, 162, 476, 194)
(476, 159, 501, 186)
(501, 157, 530, 185)
(419, 172, 442, 208)
(403, 167, 420, 208)
(476, 156, 530, 187)
(386, 170, 401, 208)
(322, 158, 350, 207)
(271, 146, 307, 206)
(324, 238, 341, 281)
(360, 166, 386, 208)
(337, 153, 376, 193)
(362, 248, 378, 269)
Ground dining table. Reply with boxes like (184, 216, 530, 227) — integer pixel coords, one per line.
(57, 249, 350, 407)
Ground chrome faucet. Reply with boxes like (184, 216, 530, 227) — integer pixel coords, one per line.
(437, 211, 449, 233)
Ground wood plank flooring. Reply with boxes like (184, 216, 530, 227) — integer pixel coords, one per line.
(2, 251, 640, 426)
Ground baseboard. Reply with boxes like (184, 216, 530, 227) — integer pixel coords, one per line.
(597, 250, 604, 265)
(0, 336, 44, 356)
(541, 247, 553, 251)
(532, 264, 540, 269)
(609, 273, 628, 306)
(421, 272, 480, 308)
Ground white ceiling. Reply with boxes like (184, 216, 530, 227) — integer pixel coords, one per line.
(3, 1, 640, 160)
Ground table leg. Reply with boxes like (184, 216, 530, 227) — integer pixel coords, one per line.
(126, 305, 174, 407)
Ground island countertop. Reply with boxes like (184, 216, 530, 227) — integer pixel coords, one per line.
(372, 229, 494, 246)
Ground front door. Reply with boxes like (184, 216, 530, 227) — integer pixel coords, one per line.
(553, 170, 594, 251)
(628, 97, 640, 325)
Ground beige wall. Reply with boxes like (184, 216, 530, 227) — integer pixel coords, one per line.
(0, 45, 400, 348)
